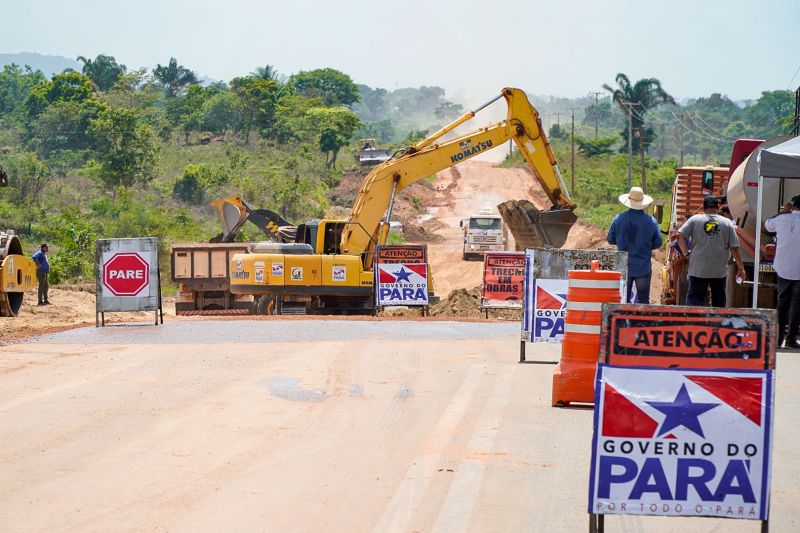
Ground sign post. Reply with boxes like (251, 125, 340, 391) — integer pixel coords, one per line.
(95, 238, 163, 326)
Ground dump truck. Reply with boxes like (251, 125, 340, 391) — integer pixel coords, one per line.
(357, 139, 391, 167)
(661, 136, 799, 307)
(230, 87, 577, 315)
(171, 195, 294, 315)
(460, 207, 507, 260)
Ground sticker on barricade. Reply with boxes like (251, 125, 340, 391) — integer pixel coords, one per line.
(589, 364, 774, 522)
(530, 278, 567, 343)
(375, 263, 429, 306)
(599, 304, 777, 370)
(481, 252, 524, 309)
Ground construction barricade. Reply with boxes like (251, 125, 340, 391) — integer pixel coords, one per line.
(520, 248, 627, 363)
(552, 260, 622, 406)
(587, 303, 777, 532)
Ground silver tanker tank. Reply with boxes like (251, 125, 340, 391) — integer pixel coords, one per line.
(726, 136, 800, 262)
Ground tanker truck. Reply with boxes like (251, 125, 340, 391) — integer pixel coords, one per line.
(661, 136, 800, 307)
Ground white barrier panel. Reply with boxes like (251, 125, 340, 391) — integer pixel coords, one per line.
(589, 364, 773, 522)
(95, 238, 162, 326)
(375, 263, 429, 307)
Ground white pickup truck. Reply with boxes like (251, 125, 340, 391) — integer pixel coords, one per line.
(460, 208, 507, 260)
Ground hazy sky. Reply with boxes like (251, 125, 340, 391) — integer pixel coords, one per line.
(4, 0, 799, 103)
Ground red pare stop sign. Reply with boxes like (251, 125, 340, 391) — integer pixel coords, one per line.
(103, 253, 150, 296)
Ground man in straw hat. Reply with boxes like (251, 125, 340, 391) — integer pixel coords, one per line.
(765, 195, 800, 349)
(677, 195, 745, 308)
(607, 186, 662, 303)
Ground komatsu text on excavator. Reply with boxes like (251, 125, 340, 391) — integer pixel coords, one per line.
(230, 87, 577, 314)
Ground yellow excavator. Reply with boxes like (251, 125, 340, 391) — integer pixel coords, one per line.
(229, 87, 577, 314)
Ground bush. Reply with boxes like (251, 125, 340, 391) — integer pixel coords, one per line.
(172, 163, 230, 203)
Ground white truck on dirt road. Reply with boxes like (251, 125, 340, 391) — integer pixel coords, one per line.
(460, 208, 507, 260)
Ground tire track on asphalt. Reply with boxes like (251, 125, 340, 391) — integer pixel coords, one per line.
(371, 363, 483, 533)
(429, 364, 514, 533)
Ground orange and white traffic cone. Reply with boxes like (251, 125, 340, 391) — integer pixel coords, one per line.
(552, 260, 622, 406)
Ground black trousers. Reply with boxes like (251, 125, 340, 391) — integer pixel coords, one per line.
(685, 276, 726, 307)
(777, 276, 800, 343)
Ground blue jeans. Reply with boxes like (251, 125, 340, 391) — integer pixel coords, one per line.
(627, 274, 651, 304)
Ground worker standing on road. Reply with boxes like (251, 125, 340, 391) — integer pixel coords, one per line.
(677, 196, 745, 307)
(607, 186, 662, 303)
(31, 243, 50, 306)
(765, 195, 800, 349)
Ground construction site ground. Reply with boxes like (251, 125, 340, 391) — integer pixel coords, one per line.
(2, 158, 774, 532)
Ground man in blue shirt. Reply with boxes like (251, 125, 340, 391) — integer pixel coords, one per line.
(31, 243, 50, 305)
(607, 187, 663, 303)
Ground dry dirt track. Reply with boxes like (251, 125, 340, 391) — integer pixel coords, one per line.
(1, 320, 798, 533)
(420, 159, 605, 297)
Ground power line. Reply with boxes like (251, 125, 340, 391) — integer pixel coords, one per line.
(787, 63, 800, 90)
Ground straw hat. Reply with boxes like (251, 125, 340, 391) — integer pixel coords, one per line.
(619, 186, 653, 210)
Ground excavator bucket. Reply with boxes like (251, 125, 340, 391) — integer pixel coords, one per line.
(497, 200, 577, 249)
(208, 195, 294, 242)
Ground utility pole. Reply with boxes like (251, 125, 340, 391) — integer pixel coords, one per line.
(622, 101, 633, 189)
(570, 108, 576, 195)
(677, 111, 685, 167)
(589, 91, 602, 137)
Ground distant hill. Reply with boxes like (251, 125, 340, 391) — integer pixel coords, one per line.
(0, 52, 80, 77)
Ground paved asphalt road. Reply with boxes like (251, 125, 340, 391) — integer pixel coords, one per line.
(0, 320, 797, 532)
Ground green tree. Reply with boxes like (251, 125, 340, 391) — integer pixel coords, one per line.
(77, 54, 127, 92)
(745, 90, 794, 137)
(230, 76, 279, 138)
(250, 65, 281, 83)
(582, 100, 613, 128)
(88, 107, 158, 189)
(0, 151, 51, 205)
(202, 91, 242, 134)
(153, 58, 198, 97)
(434, 101, 464, 123)
(166, 83, 216, 144)
(0, 64, 45, 115)
(306, 107, 361, 168)
(548, 123, 568, 141)
(24, 71, 95, 118)
(575, 136, 617, 157)
(28, 99, 105, 156)
(603, 73, 675, 191)
(284, 68, 360, 107)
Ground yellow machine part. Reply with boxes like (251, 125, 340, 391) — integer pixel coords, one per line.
(229, 252, 372, 297)
(0, 254, 37, 317)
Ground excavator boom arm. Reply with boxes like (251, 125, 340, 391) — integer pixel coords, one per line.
(342, 88, 575, 256)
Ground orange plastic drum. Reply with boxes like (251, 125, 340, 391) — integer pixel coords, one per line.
(552, 260, 622, 406)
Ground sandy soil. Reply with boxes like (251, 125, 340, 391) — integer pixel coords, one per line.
(409, 159, 605, 297)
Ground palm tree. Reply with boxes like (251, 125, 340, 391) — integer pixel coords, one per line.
(153, 58, 198, 97)
(77, 54, 126, 92)
(251, 65, 280, 82)
(603, 73, 675, 192)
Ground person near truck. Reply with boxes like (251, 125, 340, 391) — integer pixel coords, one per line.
(677, 195, 745, 307)
(607, 186, 662, 303)
(764, 194, 800, 349)
(31, 243, 50, 306)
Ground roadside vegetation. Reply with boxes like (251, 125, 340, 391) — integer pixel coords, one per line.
(0, 57, 795, 283)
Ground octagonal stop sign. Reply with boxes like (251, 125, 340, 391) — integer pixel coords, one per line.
(103, 252, 150, 296)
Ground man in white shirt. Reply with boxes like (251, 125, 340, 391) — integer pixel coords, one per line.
(765, 194, 800, 349)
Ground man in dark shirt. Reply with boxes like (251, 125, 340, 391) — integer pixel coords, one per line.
(608, 187, 663, 303)
(31, 243, 50, 305)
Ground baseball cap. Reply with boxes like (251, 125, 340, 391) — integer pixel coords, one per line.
(792, 194, 800, 209)
(703, 196, 720, 208)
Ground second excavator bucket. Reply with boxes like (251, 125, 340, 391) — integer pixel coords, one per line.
(497, 200, 577, 249)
